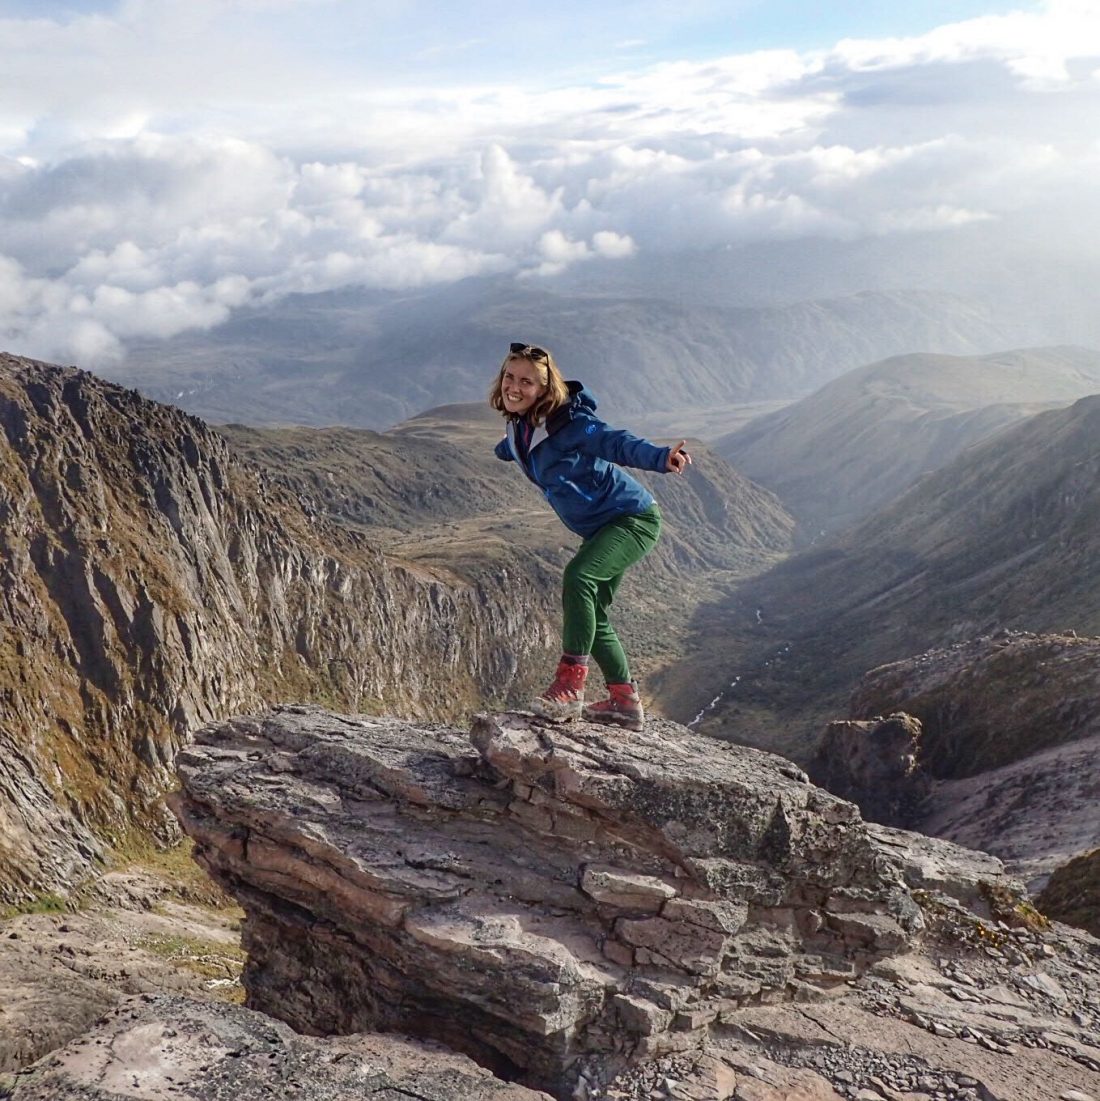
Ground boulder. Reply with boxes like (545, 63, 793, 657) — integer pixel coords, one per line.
(810, 713, 930, 828)
(170, 705, 1023, 1096)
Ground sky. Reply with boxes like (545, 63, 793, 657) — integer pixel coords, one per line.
(1, 0, 1098, 365)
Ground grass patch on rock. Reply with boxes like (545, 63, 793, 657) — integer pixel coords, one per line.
(0, 892, 68, 919)
(108, 832, 239, 914)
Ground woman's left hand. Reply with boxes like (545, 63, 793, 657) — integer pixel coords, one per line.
(667, 440, 692, 474)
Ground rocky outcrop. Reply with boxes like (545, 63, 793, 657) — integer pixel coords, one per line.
(0, 354, 556, 902)
(837, 632, 1100, 893)
(6, 994, 550, 1100)
(169, 705, 1043, 1098)
(810, 714, 930, 828)
(850, 631, 1100, 779)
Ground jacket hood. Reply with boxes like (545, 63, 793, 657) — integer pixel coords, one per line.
(548, 380, 596, 430)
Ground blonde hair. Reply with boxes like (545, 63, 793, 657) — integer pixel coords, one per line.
(488, 344, 569, 426)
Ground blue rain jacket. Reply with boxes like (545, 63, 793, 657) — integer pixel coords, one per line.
(494, 381, 670, 538)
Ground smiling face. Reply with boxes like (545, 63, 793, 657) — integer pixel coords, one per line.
(500, 356, 548, 416)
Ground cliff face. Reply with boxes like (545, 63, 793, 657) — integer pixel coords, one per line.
(0, 353, 554, 902)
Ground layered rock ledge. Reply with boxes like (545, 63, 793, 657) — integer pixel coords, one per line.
(169, 706, 1032, 1097)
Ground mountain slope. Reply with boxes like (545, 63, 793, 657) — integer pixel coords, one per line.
(0, 355, 560, 903)
(667, 393, 1100, 758)
(109, 279, 1028, 430)
(716, 346, 1100, 536)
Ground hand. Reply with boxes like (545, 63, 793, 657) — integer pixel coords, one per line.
(667, 440, 692, 475)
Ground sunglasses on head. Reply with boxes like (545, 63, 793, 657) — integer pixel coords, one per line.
(510, 342, 549, 361)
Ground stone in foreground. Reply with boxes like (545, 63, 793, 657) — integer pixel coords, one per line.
(170, 706, 1024, 1097)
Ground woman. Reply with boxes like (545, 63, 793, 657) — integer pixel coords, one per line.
(490, 342, 691, 731)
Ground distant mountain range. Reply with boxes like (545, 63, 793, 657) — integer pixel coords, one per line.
(106, 277, 1051, 431)
(87, 216, 1100, 436)
(717, 346, 1100, 538)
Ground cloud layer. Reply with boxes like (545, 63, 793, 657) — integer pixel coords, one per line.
(1, 0, 1098, 365)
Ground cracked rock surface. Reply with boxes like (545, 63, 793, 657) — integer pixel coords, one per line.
(4, 993, 549, 1100)
(0, 870, 242, 1074)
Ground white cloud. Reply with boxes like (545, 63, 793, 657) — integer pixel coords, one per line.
(833, 1, 1100, 74)
(0, 1, 1098, 364)
(592, 230, 636, 258)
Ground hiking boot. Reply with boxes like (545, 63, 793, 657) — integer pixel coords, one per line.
(583, 682, 644, 732)
(530, 660, 588, 722)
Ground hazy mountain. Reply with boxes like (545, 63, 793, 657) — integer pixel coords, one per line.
(107, 276, 1040, 431)
(716, 346, 1100, 537)
(545, 223, 1100, 332)
(666, 392, 1100, 759)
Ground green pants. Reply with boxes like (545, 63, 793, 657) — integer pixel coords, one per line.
(561, 505, 661, 684)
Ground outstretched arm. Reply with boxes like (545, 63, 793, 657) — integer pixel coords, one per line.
(575, 419, 691, 475)
(574, 419, 669, 472)
(494, 438, 514, 462)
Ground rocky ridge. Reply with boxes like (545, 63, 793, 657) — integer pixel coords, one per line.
(160, 704, 1100, 1101)
(850, 632, 1100, 779)
(810, 714, 930, 830)
(0, 353, 557, 902)
(110, 279, 1033, 430)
